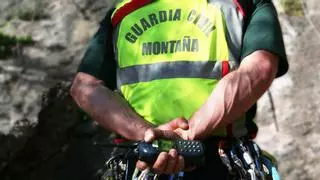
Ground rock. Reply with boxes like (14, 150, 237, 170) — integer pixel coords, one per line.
(72, 20, 98, 45)
(256, 1, 320, 179)
(0, 81, 90, 180)
(0, 0, 319, 179)
(0, 0, 112, 179)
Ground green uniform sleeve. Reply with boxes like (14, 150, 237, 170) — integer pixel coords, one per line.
(77, 9, 117, 90)
(241, 0, 289, 77)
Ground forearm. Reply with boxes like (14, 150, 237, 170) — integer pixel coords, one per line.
(188, 50, 279, 139)
(70, 72, 153, 141)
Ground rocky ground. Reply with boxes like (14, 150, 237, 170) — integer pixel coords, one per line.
(255, 0, 320, 179)
(0, 0, 319, 179)
(0, 0, 116, 179)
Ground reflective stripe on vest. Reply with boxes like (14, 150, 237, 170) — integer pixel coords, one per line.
(118, 60, 225, 86)
(112, 0, 248, 137)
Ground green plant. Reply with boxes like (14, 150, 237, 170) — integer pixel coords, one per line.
(0, 32, 34, 59)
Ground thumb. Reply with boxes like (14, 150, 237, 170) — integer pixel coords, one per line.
(144, 128, 156, 142)
(158, 117, 189, 131)
(144, 128, 182, 142)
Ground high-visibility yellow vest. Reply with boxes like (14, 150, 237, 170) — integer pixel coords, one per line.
(111, 0, 249, 137)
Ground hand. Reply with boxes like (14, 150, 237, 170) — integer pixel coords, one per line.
(161, 117, 195, 141)
(136, 118, 188, 175)
(157, 117, 189, 139)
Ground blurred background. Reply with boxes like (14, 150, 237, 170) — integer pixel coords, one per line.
(0, 0, 319, 179)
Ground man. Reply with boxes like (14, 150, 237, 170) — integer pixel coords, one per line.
(70, 0, 288, 179)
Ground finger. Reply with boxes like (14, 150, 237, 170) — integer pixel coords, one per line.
(144, 128, 156, 142)
(145, 128, 180, 142)
(173, 128, 189, 140)
(158, 117, 189, 131)
(136, 160, 149, 171)
(174, 117, 189, 130)
(164, 149, 178, 174)
(152, 152, 169, 174)
(153, 129, 181, 140)
(176, 155, 185, 173)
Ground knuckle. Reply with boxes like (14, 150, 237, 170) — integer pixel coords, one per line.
(169, 149, 178, 157)
(144, 128, 156, 142)
(177, 117, 184, 123)
(136, 161, 148, 170)
(145, 128, 154, 135)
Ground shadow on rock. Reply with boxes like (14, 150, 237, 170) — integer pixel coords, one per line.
(0, 81, 111, 180)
